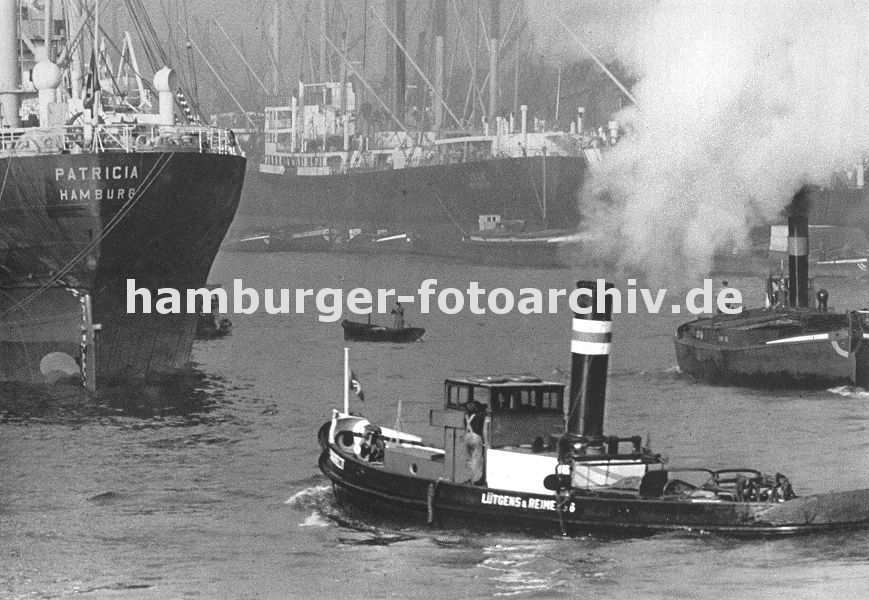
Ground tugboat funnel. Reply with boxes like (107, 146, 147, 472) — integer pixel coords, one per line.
(567, 280, 614, 441)
(788, 188, 810, 308)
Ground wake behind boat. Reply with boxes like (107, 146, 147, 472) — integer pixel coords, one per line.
(318, 281, 869, 536)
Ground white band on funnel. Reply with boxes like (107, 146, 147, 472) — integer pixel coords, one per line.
(571, 340, 611, 355)
(572, 318, 613, 333)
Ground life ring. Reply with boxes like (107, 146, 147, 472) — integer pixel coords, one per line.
(135, 134, 149, 147)
(42, 136, 57, 150)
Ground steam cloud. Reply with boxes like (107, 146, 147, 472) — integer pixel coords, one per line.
(530, 1, 869, 286)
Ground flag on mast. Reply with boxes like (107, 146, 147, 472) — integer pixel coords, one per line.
(83, 52, 101, 109)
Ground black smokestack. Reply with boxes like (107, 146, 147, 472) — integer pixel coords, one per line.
(567, 281, 613, 440)
(787, 188, 810, 308)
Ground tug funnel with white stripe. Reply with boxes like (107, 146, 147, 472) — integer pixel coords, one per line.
(788, 188, 810, 308)
(567, 280, 613, 440)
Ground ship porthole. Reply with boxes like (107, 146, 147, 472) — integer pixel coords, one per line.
(410, 464, 418, 475)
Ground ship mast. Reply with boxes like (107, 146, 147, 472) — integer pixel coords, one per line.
(487, 0, 499, 124)
(272, 0, 281, 93)
(319, 0, 327, 81)
(373, 4, 467, 132)
(393, 0, 406, 121)
(433, 0, 445, 132)
(44, 0, 53, 60)
(0, 0, 21, 127)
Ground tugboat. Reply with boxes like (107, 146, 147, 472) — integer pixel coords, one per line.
(318, 281, 869, 536)
(675, 188, 869, 388)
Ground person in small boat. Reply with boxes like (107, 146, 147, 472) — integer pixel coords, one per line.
(464, 400, 489, 485)
(391, 302, 405, 331)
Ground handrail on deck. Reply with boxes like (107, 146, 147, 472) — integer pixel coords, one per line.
(0, 123, 244, 157)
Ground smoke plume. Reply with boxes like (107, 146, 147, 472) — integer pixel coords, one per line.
(530, 1, 869, 286)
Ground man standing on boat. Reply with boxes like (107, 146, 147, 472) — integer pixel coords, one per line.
(391, 302, 405, 331)
(464, 401, 489, 485)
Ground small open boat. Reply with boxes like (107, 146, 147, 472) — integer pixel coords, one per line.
(224, 226, 337, 252)
(341, 320, 425, 343)
(340, 230, 416, 255)
(319, 280, 869, 536)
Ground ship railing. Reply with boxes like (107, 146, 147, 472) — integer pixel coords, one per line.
(0, 124, 244, 157)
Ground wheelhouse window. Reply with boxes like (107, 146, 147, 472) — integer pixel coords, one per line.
(493, 386, 563, 414)
(539, 390, 561, 411)
(445, 381, 564, 413)
(445, 383, 471, 408)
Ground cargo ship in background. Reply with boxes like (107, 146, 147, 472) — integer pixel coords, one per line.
(237, 0, 615, 259)
(0, 0, 245, 389)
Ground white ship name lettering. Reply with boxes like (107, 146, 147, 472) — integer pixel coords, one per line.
(59, 188, 137, 202)
(54, 165, 140, 181)
(480, 492, 557, 511)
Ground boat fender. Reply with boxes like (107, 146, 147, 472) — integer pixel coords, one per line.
(317, 422, 332, 451)
(426, 481, 439, 525)
(228, 130, 237, 147)
(543, 473, 571, 491)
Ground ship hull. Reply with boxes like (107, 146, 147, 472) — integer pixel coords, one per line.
(673, 308, 869, 387)
(241, 156, 585, 250)
(320, 447, 869, 536)
(0, 152, 245, 386)
(674, 336, 857, 387)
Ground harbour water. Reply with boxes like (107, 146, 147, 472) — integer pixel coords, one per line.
(2, 251, 869, 599)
